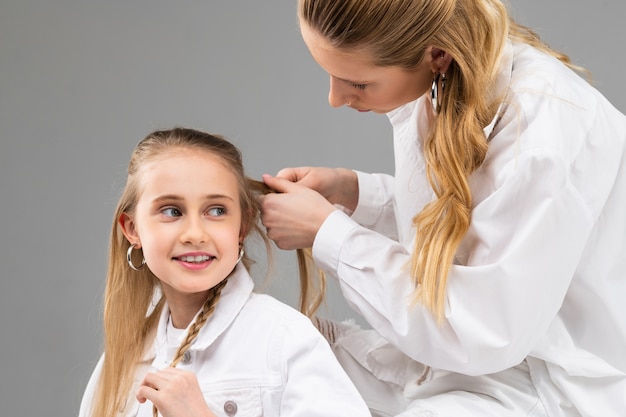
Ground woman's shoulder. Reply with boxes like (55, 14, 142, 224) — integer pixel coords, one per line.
(509, 41, 599, 107)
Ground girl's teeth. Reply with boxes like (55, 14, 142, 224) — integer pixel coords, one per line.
(180, 255, 211, 263)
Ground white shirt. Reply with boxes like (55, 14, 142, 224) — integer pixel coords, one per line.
(313, 41, 626, 416)
(79, 264, 371, 417)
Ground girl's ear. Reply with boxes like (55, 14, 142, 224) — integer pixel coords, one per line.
(239, 208, 254, 240)
(119, 213, 140, 247)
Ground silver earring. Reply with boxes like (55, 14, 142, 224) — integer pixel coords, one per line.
(127, 243, 146, 271)
(431, 72, 446, 114)
(236, 247, 244, 264)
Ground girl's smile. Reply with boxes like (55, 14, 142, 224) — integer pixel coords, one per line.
(173, 252, 216, 270)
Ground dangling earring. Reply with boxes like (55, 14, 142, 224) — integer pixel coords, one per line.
(127, 243, 146, 271)
(431, 72, 446, 114)
(236, 245, 244, 264)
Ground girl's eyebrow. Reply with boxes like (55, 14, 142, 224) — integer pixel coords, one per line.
(151, 194, 235, 204)
(150, 195, 183, 205)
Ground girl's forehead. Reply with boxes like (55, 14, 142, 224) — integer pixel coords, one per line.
(142, 148, 230, 173)
(151, 146, 222, 162)
(136, 149, 239, 198)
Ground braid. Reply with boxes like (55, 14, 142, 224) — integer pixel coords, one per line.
(171, 279, 228, 366)
(152, 279, 229, 417)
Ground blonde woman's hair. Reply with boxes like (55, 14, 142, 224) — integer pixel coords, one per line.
(91, 127, 274, 417)
(299, 0, 584, 320)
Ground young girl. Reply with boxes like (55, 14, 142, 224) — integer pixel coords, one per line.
(259, 0, 626, 416)
(78, 127, 371, 417)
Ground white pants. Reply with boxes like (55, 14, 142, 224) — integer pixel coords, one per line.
(316, 319, 550, 417)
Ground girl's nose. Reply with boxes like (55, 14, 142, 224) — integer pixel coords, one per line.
(180, 217, 209, 244)
(328, 76, 354, 108)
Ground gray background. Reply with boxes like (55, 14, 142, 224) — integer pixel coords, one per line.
(1, 1, 624, 415)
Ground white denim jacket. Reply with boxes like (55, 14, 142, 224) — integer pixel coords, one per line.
(79, 264, 371, 417)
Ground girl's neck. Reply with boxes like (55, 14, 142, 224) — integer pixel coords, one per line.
(161, 285, 210, 329)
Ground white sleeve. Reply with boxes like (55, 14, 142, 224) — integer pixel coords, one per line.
(350, 171, 398, 240)
(78, 354, 104, 417)
(279, 319, 371, 417)
(314, 153, 595, 376)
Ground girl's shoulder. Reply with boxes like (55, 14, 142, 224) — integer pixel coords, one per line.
(244, 292, 313, 326)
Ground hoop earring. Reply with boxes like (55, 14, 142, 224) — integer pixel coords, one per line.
(127, 243, 146, 271)
(431, 72, 446, 114)
(236, 247, 244, 264)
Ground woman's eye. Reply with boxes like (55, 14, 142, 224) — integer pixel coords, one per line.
(207, 207, 226, 217)
(351, 83, 367, 90)
(162, 207, 182, 217)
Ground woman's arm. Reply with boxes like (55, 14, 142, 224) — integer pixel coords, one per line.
(313, 153, 596, 375)
(260, 168, 399, 249)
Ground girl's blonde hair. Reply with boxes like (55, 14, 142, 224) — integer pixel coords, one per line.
(91, 127, 273, 417)
(299, 0, 583, 320)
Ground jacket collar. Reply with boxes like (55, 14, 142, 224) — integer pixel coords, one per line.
(143, 263, 254, 365)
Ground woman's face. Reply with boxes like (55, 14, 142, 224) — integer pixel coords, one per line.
(300, 22, 435, 114)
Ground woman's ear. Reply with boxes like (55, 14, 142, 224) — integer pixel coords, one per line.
(429, 47, 453, 74)
(119, 213, 140, 247)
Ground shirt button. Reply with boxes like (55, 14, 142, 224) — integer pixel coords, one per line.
(181, 351, 192, 364)
(224, 400, 238, 416)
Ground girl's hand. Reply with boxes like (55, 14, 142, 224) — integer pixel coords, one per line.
(259, 174, 336, 250)
(136, 367, 217, 417)
(274, 167, 359, 212)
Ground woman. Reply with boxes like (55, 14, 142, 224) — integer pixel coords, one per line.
(259, 0, 626, 416)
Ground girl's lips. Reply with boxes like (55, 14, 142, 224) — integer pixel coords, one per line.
(175, 257, 215, 271)
(173, 253, 215, 270)
(177, 254, 213, 263)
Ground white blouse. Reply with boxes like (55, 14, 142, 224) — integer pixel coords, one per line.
(313, 41, 626, 416)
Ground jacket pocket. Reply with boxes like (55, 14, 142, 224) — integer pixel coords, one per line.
(203, 387, 263, 417)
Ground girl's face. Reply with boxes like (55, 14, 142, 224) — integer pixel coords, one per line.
(122, 149, 242, 304)
(300, 22, 435, 114)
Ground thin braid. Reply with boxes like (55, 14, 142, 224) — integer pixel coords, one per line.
(152, 279, 229, 417)
(171, 279, 228, 366)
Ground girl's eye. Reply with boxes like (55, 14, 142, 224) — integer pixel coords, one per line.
(162, 207, 182, 217)
(351, 83, 367, 90)
(207, 207, 226, 217)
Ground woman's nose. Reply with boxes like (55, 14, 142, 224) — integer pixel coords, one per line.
(328, 76, 354, 108)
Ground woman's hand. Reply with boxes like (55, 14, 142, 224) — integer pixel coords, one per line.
(274, 167, 359, 212)
(260, 174, 338, 250)
(136, 367, 217, 417)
